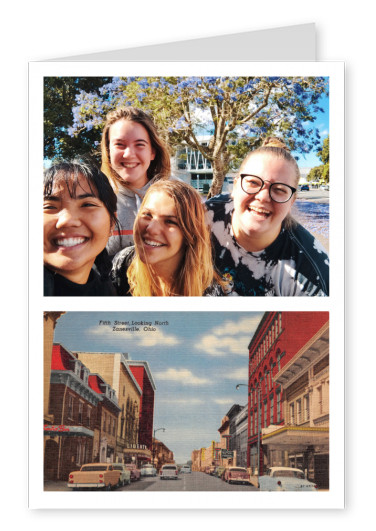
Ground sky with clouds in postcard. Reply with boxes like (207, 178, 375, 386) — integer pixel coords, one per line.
(53, 311, 264, 463)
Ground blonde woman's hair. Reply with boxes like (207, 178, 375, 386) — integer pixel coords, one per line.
(100, 107, 171, 192)
(127, 180, 221, 296)
(236, 136, 299, 229)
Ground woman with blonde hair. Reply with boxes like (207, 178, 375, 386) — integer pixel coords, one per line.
(206, 137, 329, 296)
(111, 180, 225, 296)
(101, 106, 171, 257)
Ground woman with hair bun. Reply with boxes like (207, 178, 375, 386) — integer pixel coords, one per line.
(111, 180, 225, 296)
(206, 137, 329, 296)
(100, 106, 171, 257)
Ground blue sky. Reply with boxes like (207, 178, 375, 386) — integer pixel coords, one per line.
(53, 311, 264, 463)
(294, 91, 329, 169)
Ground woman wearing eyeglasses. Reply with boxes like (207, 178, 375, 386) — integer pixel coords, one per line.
(206, 137, 329, 296)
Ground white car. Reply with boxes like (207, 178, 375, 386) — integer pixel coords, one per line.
(180, 465, 191, 474)
(141, 464, 157, 477)
(258, 467, 318, 491)
(112, 463, 131, 487)
(160, 464, 179, 480)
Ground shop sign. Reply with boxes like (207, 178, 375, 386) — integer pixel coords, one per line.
(221, 449, 234, 459)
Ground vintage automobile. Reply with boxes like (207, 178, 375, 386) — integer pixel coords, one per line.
(160, 464, 179, 480)
(125, 463, 141, 481)
(180, 465, 191, 474)
(112, 463, 131, 486)
(223, 466, 250, 485)
(67, 463, 121, 491)
(215, 465, 226, 479)
(258, 467, 318, 491)
(141, 464, 157, 477)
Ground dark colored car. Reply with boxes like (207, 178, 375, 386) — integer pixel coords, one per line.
(300, 184, 310, 191)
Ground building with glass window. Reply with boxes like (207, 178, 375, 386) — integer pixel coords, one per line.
(172, 137, 235, 194)
(247, 312, 329, 487)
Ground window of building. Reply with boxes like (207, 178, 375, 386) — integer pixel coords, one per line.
(67, 394, 74, 420)
(270, 395, 274, 424)
(297, 399, 302, 424)
(250, 412, 254, 436)
(304, 394, 310, 422)
(103, 413, 106, 432)
(264, 400, 268, 428)
(78, 401, 83, 425)
(86, 406, 92, 428)
(277, 391, 281, 423)
(290, 402, 295, 425)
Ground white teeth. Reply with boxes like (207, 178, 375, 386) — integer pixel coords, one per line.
(55, 237, 86, 247)
(250, 206, 270, 215)
(122, 163, 138, 168)
(144, 239, 164, 247)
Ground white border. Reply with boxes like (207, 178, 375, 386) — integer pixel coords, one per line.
(29, 61, 344, 509)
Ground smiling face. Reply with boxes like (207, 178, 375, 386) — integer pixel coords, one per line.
(134, 191, 185, 280)
(109, 119, 156, 189)
(43, 174, 112, 284)
(231, 153, 297, 251)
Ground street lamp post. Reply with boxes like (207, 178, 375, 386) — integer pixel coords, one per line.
(152, 427, 165, 468)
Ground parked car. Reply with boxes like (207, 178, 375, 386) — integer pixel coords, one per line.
(160, 464, 179, 480)
(209, 465, 217, 475)
(141, 464, 157, 477)
(180, 465, 191, 474)
(125, 463, 141, 481)
(215, 466, 226, 479)
(112, 463, 131, 487)
(320, 184, 329, 191)
(258, 467, 318, 491)
(223, 466, 250, 485)
(300, 184, 310, 191)
(67, 463, 121, 491)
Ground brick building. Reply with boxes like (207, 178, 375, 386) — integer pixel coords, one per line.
(127, 360, 156, 450)
(247, 311, 329, 486)
(44, 343, 120, 481)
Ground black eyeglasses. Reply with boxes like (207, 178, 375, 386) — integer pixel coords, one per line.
(240, 174, 296, 203)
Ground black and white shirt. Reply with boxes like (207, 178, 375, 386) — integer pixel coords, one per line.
(206, 194, 329, 297)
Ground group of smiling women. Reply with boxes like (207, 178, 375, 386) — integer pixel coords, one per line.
(43, 107, 329, 297)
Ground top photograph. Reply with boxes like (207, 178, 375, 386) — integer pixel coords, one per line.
(43, 75, 330, 297)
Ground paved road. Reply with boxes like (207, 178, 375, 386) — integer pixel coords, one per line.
(296, 189, 329, 204)
(44, 472, 258, 492)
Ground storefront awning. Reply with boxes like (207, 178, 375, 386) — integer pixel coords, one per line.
(44, 425, 94, 437)
(261, 425, 329, 452)
(122, 448, 152, 459)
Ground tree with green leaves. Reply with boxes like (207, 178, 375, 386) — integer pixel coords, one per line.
(307, 136, 329, 183)
(46, 76, 328, 197)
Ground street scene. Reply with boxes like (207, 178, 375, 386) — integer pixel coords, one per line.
(44, 311, 329, 493)
(45, 470, 258, 492)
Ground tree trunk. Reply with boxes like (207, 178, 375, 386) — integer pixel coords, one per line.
(207, 151, 230, 199)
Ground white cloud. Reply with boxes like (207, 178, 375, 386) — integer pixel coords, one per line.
(158, 398, 204, 405)
(195, 315, 261, 356)
(212, 316, 261, 336)
(214, 397, 236, 405)
(154, 368, 211, 386)
(196, 334, 250, 356)
(225, 367, 249, 381)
